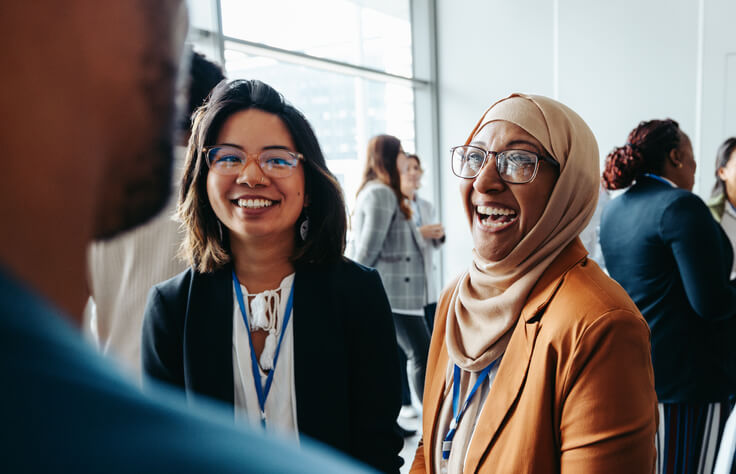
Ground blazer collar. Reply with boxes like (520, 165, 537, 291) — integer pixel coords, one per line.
(425, 239, 588, 472)
(520, 238, 588, 323)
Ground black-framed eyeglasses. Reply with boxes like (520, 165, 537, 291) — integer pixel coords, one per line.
(450, 145, 559, 183)
(203, 145, 304, 178)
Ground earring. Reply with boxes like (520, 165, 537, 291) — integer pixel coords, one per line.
(677, 162, 683, 169)
(299, 216, 309, 241)
(217, 220, 224, 242)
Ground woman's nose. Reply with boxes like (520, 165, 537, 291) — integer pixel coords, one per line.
(235, 159, 270, 187)
(473, 157, 505, 194)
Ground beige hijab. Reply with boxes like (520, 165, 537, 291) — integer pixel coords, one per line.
(446, 93, 600, 372)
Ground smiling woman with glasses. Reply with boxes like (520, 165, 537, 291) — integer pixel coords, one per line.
(141, 79, 403, 473)
(410, 94, 657, 474)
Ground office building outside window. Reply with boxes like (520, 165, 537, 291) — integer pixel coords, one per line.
(187, 0, 438, 215)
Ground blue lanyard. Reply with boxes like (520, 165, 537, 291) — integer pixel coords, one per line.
(442, 360, 498, 460)
(642, 173, 674, 188)
(232, 269, 295, 428)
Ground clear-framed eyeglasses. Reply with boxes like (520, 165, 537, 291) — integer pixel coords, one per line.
(450, 145, 559, 184)
(203, 145, 304, 178)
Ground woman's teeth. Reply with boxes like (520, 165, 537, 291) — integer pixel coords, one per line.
(237, 198, 274, 209)
(477, 205, 518, 228)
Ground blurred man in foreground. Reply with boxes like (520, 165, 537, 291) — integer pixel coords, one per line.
(0, 2, 372, 472)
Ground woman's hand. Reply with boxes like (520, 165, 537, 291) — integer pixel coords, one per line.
(419, 223, 445, 240)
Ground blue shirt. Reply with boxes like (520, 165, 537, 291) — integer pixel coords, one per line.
(0, 268, 374, 473)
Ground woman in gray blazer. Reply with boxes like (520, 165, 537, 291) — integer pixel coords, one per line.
(402, 153, 445, 331)
(347, 134, 431, 402)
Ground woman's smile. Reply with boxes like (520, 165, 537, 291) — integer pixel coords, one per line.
(234, 198, 275, 209)
(231, 194, 279, 212)
(475, 203, 519, 231)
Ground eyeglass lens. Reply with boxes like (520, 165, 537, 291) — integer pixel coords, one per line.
(207, 146, 299, 178)
(452, 147, 540, 183)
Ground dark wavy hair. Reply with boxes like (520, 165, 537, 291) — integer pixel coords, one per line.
(712, 137, 736, 197)
(356, 134, 412, 219)
(602, 119, 681, 190)
(178, 79, 347, 272)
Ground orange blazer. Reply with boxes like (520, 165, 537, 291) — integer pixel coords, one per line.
(410, 239, 658, 474)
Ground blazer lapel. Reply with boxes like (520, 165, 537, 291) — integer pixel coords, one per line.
(463, 315, 541, 472)
(409, 215, 427, 252)
(464, 239, 588, 472)
(424, 335, 450, 470)
(183, 265, 235, 409)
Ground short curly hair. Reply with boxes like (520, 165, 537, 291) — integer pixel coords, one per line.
(602, 119, 681, 190)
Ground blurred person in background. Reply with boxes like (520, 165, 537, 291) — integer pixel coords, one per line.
(708, 137, 736, 278)
(85, 51, 225, 376)
(394, 153, 445, 421)
(142, 79, 402, 473)
(0, 2, 373, 473)
(348, 135, 432, 416)
(601, 119, 736, 474)
(401, 153, 445, 332)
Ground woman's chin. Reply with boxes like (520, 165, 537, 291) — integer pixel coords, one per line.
(473, 237, 514, 262)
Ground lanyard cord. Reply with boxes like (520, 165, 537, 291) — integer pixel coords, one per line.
(232, 269, 295, 427)
(442, 359, 499, 460)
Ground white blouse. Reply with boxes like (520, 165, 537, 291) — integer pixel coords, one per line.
(232, 273, 299, 442)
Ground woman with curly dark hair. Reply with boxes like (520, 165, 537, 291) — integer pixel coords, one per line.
(600, 119, 736, 474)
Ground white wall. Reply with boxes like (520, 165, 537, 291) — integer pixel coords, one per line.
(435, 0, 736, 286)
(700, 0, 736, 195)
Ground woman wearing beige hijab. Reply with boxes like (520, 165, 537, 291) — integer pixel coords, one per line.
(410, 94, 658, 473)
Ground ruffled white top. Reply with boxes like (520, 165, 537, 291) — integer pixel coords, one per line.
(232, 273, 299, 441)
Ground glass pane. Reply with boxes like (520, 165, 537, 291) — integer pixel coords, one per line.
(224, 47, 415, 211)
(220, 0, 413, 77)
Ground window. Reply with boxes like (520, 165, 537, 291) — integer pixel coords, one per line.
(186, 0, 437, 212)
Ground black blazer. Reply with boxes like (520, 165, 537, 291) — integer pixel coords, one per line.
(600, 176, 736, 402)
(142, 258, 403, 473)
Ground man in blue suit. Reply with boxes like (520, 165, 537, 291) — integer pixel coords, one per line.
(0, 2, 372, 472)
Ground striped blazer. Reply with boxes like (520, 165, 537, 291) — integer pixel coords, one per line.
(348, 180, 427, 311)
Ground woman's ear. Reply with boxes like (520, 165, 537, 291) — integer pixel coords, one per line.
(668, 148, 682, 168)
(718, 166, 728, 180)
